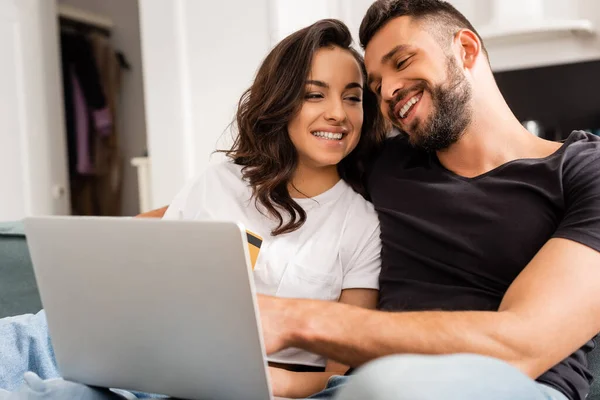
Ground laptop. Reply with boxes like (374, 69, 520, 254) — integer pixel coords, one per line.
(24, 216, 287, 400)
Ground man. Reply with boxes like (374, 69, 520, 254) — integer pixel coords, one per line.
(258, 1, 600, 400)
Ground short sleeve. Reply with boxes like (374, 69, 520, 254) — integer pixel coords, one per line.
(553, 156, 600, 252)
(341, 212, 382, 290)
(162, 171, 209, 221)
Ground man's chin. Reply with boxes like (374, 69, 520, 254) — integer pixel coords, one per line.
(396, 128, 424, 148)
(402, 130, 446, 152)
(408, 134, 428, 150)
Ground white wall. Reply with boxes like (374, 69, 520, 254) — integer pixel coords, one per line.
(58, 0, 147, 216)
(139, 0, 271, 208)
(271, 0, 335, 43)
(270, 0, 370, 48)
(0, 1, 26, 219)
(0, 0, 70, 221)
(184, 0, 271, 176)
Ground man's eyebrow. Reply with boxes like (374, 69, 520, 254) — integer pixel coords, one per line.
(381, 44, 411, 64)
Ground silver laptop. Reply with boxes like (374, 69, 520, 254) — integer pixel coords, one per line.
(24, 216, 281, 400)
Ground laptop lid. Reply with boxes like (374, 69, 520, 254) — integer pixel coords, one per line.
(24, 216, 272, 400)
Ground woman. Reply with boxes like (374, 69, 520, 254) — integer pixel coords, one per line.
(0, 19, 386, 400)
(163, 18, 386, 399)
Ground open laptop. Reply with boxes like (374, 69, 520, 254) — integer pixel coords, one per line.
(24, 216, 287, 400)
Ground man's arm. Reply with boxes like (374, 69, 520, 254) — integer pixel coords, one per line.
(259, 237, 600, 379)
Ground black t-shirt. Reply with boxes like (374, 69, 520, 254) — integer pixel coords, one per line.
(367, 131, 600, 400)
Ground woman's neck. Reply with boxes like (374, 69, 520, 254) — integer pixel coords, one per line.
(288, 163, 340, 199)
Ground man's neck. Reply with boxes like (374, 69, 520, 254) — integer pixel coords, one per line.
(435, 95, 560, 179)
(289, 163, 340, 199)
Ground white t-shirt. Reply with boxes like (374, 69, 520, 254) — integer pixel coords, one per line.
(164, 161, 381, 367)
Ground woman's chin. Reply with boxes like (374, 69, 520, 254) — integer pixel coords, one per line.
(312, 157, 344, 169)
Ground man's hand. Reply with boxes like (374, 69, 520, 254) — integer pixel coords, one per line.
(257, 295, 299, 355)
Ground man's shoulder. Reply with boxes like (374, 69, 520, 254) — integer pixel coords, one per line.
(373, 132, 417, 162)
(561, 131, 600, 178)
(380, 131, 414, 154)
(368, 132, 429, 180)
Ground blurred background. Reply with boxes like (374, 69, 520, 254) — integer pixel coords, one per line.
(0, 0, 598, 221)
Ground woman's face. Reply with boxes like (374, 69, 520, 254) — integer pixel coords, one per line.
(287, 46, 364, 170)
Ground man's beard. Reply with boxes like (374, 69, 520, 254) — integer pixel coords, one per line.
(390, 57, 472, 152)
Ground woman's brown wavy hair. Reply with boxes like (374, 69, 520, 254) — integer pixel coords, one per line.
(225, 19, 388, 236)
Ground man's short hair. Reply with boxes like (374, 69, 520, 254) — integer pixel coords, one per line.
(359, 0, 488, 58)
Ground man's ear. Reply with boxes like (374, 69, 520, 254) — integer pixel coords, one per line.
(454, 29, 481, 69)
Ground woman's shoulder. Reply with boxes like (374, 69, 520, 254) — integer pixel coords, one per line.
(171, 160, 245, 201)
(335, 184, 381, 272)
(202, 159, 244, 180)
(164, 160, 248, 219)
(337, 183, 378, 222)
(182, 160, 244, 190)
(328, 183, 380, 243)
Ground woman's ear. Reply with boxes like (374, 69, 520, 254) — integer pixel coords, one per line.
(455, 29, 481, 69)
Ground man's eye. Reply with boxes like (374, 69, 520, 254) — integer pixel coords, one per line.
(396, 58, 409, 69)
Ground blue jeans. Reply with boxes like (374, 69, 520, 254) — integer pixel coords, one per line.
(330, 354, 569, 400)
(0, 312, 59, 391)
(0, 312, 569, 400)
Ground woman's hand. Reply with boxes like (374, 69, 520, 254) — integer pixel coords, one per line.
(268, 366, 293, 397)
(268, 365, 342, 398)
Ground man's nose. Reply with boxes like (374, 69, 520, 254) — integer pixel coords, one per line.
(382, 78, 404, 103)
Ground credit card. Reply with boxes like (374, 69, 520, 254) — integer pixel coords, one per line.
(246, 230, 262, 270)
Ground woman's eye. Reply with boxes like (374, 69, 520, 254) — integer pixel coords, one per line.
(346, 96, 362, 103)
(305, 93, 324, 100)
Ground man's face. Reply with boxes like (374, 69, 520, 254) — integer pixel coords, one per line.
(364, 16, 472, 152)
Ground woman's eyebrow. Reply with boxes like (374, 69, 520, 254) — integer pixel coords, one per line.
(306, 80, 328, 88)
(306, 80, 363, 90)
(345, 82, 363, 90)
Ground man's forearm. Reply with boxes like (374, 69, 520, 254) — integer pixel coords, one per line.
(289, 300, 536, 375)
(262, 239, 600, 380)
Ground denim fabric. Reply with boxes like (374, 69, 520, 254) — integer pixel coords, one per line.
(0, 311, 59, 391)
(333, 354, 569, 400)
